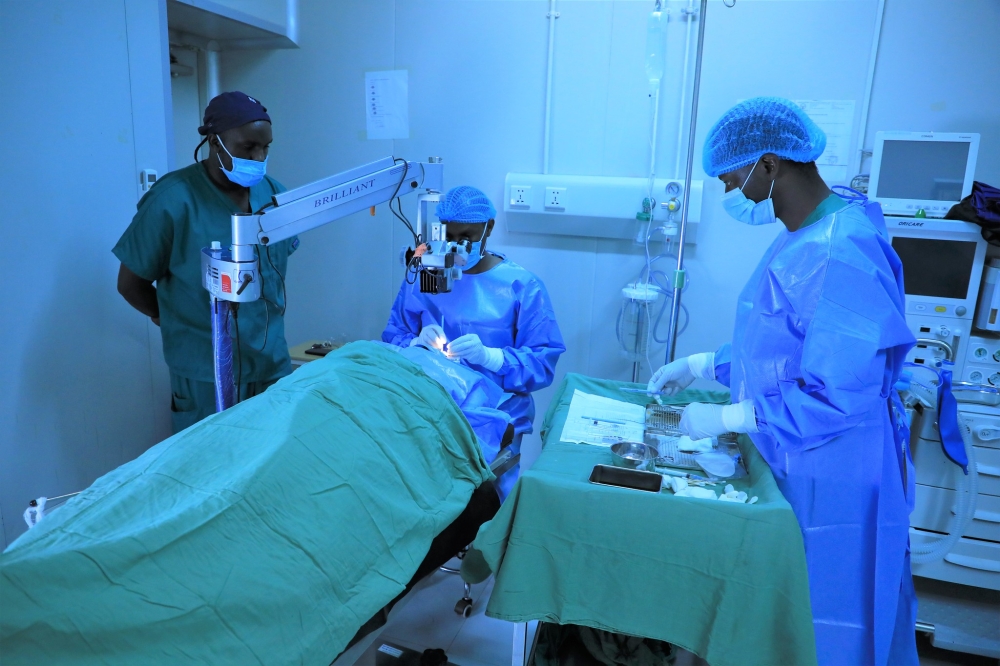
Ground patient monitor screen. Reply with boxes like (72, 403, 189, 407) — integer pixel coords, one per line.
(892, 237, 977, 300)
(876, 140, 970, 202)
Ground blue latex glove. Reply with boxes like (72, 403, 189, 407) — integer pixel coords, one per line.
(448, 334, 504, 372)
(410, 324, 446, 351)
(680, 401, 757, 440)
(679, 403, 728, 440)
(647, 352, 716, 396)
(647, 359, 695, 396)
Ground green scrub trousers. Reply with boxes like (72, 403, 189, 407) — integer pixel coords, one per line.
(169, 373, 280, 434)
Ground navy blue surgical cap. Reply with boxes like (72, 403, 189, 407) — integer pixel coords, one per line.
(198, 91, 271, 136)
(703, 97, 826, 177)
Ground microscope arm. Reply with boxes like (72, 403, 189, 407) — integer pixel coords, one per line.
(202, 156, 443, 303)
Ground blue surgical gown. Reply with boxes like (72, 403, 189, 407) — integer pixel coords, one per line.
(383, 254, 565, 435)
(383, 255, 565, 500)
(713, 202, 918, 666)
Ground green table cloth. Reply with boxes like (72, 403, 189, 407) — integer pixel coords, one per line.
(1, 342, 492, 665)
(464, 373, 816, 666)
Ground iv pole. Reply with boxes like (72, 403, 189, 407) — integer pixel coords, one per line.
(664, 0, 709, 364)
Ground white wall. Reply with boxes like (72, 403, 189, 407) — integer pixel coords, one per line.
(218, 0, 998, 468)
(171, 47, 203, 169)
(865, 0, 1000, 186)
(0, 1, 173, 546)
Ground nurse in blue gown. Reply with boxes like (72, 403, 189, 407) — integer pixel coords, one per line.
(383, 186, 566, 501)
(648, 98, 919, 666)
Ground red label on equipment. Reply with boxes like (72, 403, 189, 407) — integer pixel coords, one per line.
(221, 274, 232, 293)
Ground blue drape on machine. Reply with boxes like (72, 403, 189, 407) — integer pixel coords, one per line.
(211, 297, 236, 412)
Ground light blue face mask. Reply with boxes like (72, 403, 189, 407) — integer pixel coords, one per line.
(720, 159, 776, 226)
(461, 225, 489, 271)
(217, 138, 267, 188)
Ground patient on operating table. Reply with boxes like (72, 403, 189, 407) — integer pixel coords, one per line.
(0, 341, 510, 664)
(383, 185, 566, 500)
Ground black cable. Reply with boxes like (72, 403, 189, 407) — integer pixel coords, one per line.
(254, 200, 277, 215)
(388, 158, 419, 244)
(265, 245, 287, 316)
(404, 255, 420, 285)
(193, 137, 208, 164)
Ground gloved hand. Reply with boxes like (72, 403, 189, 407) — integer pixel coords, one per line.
(679, 400, 758, 440)
(647, 352, 715, 396)
(410, 324, 446, 350)
(448, 333, 504, 372)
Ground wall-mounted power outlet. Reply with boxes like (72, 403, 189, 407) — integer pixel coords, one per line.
(544, 187, 566, 210)
(510, 185, 531, 208)
(504, 172, 704, 244)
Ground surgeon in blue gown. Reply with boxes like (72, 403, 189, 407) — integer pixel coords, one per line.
(383, 186, 566, 501)
(648, 98, 918, 666)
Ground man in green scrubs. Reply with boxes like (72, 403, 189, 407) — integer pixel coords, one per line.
(114, 92, 298, 433)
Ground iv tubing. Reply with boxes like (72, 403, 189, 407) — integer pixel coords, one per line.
(911, 413, 979, 564)
(648, 88, 661, 204)
(664, 0, 708, 365)
(543, 0, 558, 174)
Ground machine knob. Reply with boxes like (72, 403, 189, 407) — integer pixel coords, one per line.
(936, 325, 951, 339)
(956, 306, 967, 316)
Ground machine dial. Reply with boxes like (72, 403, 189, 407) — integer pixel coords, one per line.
(969, 370, 984, 383)
(666, 182, 681, 196)
(990, 372, 1000, 387)
(974, 346, 989, 360)
(994, 349, 1000, 363)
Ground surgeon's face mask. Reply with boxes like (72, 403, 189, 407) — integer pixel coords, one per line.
(461, 225, 489, 271)
(217, 137, 267, 188)
(720, 159, 776, 226)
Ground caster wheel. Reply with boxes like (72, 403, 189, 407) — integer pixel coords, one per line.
(454, 598, 473, 617)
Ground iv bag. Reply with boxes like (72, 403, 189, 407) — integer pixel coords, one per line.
(645, 10, 667, 92)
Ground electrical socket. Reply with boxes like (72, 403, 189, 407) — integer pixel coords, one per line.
(510, 185, 531, 208)
(544, 187, 566, 211)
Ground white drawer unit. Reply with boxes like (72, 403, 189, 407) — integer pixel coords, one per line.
(914, 443, 1000, 497)
(910, 401, 1000, 590)
(910, 529, 1000, 591)
(911, 486, 1000, 542)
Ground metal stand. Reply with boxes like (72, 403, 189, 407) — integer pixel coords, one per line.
(664, 0, 708, 365)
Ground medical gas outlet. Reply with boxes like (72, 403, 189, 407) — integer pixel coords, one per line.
(505, 173, 702, 243)
(966, 335, 1000, 387)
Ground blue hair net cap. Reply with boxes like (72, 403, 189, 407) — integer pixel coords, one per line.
(702, 97, 827, 177)
(435, 186, 496, 223)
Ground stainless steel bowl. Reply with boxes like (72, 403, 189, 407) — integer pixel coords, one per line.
(610, 441, 659, 472)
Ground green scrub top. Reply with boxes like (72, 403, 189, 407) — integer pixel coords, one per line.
(798, 192, 848, 230)
(113, 162, 298, 383)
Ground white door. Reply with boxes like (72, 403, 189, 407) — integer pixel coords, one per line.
(0, 0, 173, 548)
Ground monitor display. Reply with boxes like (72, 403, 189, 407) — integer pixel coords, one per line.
(875, 140, 970, 202)
(892, 237, 977, 299)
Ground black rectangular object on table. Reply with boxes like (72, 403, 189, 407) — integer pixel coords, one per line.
(304, 344, 334, 357)
(589, 465, 662, 493)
